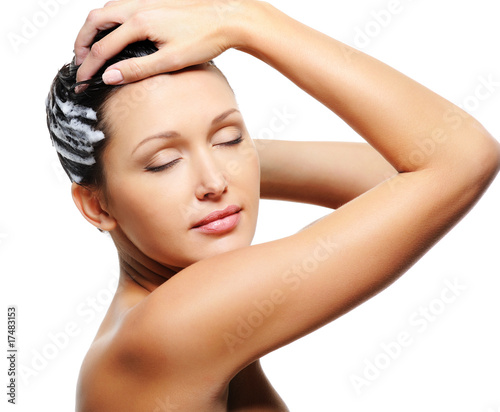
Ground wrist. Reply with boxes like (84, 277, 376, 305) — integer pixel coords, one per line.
(224, 1, 275, 54)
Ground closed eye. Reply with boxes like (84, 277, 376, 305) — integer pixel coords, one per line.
(145, 158, 181, 173)
(218, 135, 244, 147)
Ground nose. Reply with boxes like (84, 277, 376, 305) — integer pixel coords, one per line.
(194, 151, 228, 201)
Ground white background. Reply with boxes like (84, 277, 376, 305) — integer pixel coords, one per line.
(1, 0, 499, 411)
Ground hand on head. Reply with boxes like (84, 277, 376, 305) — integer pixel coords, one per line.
(74, 0, 245, 85)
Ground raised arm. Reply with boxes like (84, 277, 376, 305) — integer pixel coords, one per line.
(80, 1, 500, 386)
(236, 3, 498, 174)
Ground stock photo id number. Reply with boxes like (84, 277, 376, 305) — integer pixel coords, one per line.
(6, 306, 17, 405)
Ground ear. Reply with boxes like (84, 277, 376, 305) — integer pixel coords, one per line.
(71, 182, 117, 231)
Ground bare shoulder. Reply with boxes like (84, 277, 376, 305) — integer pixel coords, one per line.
(76, 325, 288, 411)
(75, 287, 228, 412)
(76, 316, 226, 411)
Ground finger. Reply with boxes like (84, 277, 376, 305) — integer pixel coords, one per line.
(102, 45, 214, 85)
(76, 22, 147, 83)
(74, 4, 132, 66)
(102, 52, 167, 85)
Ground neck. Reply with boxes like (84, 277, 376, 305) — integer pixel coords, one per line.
(111, 227, 182, 294)
(118, 253, 176, 293)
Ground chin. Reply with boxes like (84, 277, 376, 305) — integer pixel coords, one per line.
(185, 231, 255, 268)
(197, 235, 253, 262)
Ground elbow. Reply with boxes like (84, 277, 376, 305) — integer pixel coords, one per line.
(489, 136, 500, 174)
(437, 122, 500, 200)
(475, 133, 500, 183)
(462, 129, 500, 192)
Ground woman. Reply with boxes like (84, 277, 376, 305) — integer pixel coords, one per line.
(46, 1, 499, 410)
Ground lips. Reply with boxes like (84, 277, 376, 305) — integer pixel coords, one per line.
(191, 205, 242, 234)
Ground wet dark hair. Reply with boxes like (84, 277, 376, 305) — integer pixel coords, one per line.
(45, 27, 159, 188)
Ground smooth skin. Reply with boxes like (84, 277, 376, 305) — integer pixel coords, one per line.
(71, 1, 500, 411)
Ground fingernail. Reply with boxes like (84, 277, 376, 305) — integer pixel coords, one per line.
(102, 69, 124, 84)
(74, 83, 88, 94)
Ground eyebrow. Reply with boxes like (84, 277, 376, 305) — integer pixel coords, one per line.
(132, 108, 241, 156)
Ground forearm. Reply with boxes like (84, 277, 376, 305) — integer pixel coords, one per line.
(256, 139, 397, 208)
(234, 2, 498, 175)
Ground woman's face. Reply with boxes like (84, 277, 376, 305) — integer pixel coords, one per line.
(100, 65, 260, 269)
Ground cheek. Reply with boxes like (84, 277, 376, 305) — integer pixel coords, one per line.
(106, 181, 193, 265)
(106, 175, 184, 237)
(230, 143, 261, 189)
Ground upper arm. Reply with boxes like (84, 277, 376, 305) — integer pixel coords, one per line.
(257, 140, 398, 208)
